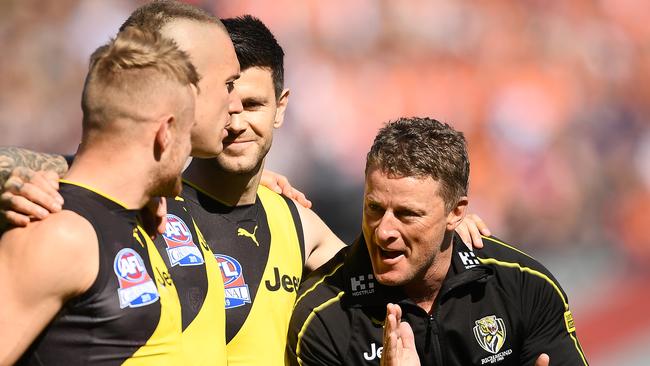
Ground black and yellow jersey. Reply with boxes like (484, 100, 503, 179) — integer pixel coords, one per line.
(181, 181, 305, 366)
(154, 196, 227, 365)
(19, 181, 183, 365)
(288, 234, 588, 366)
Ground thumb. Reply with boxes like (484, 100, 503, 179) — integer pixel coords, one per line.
(534, 353, 550, 366)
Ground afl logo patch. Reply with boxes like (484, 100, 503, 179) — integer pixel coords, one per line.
(215, 254, 251, 309)
(163, 214, 204, 267)
(113, 248, 159, 309)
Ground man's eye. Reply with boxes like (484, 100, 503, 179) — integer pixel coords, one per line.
(226, 82, 235, 93)
(367, 203, 382, 212)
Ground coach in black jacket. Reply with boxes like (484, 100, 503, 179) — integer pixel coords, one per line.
(287, 117, 588, 366)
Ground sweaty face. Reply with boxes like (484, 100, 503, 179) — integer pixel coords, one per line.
(362, 168, 454, 287)
(215, 67, 286, 174)
(163, 20, 243, 159)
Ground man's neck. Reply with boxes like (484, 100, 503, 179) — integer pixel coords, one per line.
(64, 149, 153, 209)
(402, 233, 455, 314)
(183, 158, 261, 207)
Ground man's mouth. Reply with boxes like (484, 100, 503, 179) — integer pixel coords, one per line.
(378, 247, 405, 263)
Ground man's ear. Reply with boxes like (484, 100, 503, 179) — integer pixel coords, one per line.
(154, 114, 175, 161)
(273, 88, 290, 129)
(446, 196, 468, 231)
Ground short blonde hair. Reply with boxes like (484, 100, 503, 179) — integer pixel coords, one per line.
(120, 0, 225, 33)
(81, 26, 200, 130)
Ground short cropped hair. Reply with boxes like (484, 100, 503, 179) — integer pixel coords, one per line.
(222, 15, 285, 99)
(365, 117, 470, 212)
(81, 26, 200, 129)
(120, 0, 224, 33)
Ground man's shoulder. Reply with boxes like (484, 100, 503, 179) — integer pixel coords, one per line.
(3, 210, 95, 248)
(0, 210, 98, 295)
(477, 236, 547, 265)
(474, 236, 565, 296)
(295, 245, 349, 313)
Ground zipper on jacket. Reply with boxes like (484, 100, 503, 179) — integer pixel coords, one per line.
(428, 314, 444, 366)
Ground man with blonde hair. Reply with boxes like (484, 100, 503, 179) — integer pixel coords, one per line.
(0, 26, 199, 365)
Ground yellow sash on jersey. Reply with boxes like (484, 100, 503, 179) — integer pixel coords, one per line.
(125, 226, 183, 365)
(226, 186, 304, 366)
(180, 215, 228, 366)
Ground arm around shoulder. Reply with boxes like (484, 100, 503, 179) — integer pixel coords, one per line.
(294, 203, 346, 272)
(0, 211, 98, 364)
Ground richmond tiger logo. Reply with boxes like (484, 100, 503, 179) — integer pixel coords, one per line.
(473, 315, 507, 354)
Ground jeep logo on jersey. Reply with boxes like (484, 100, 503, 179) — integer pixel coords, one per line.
(265, 267, 300, 292)
(215, 254, 251, 309)
(113, 248, 159, 308)
(363, 342, 383, 361)
(473, 315, 507, 354)
(162, 214, 204, 267)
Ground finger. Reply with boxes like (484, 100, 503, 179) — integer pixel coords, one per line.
(0, 193, 51, 219)
(468, 222, 484, 249)
(4, 180, 62, 214)
(471, 214, 492, 236)
(42, 170, 62, 191)
(156, 197, 168, 235)
(397, 321, 416, 351)
(1, 210, 31, 227)
(455, 223, 471, 246)
(293, 190, 312, 209)
(277, 176, 292, 196)
(27, 172, 64, 208)
(382, 304, 398, 366)
(534, 353, 549, 366)
(3, 175, 26, 193)
(12, 166, 35, 183)
(259, 170, 283, 194)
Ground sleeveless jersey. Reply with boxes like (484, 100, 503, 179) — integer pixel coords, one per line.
(154, 196, 227, 365)
(18, 181, 183, 366)
(181, 181, 305, 366)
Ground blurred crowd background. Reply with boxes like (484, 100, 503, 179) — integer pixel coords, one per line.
(1, 0, 648, 364)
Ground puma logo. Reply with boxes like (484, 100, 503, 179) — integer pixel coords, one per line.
(237, 225, 259, 246)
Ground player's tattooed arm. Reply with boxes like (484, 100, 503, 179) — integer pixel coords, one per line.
(0, 147, 67, 230)
(0, 147, 68, 186)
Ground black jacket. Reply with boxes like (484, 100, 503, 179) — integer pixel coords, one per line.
(287, 234, 588, 366)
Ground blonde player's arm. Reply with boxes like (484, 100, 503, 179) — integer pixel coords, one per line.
(0, 211, 97, 365)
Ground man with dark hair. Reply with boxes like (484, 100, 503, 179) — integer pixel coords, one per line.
(178, 15, 347, 365)
(287, 117, 588, 365)
(0, 11, 490, 366)
(0, 26, 199, 365)
(0, 13, 345, 366)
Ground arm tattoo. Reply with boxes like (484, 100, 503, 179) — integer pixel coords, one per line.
(0, 147, 69, 187)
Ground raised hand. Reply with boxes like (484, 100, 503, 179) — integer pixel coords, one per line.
(381, 303, 420, 366)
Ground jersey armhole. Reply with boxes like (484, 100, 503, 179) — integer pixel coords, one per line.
(280, 195, 306, 267)
(60, 202, 105, 307)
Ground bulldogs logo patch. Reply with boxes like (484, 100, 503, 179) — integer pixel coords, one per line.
(162, 214, 204, 267)
(215, 254, 251, 309)
(113, 248, 159, 308)
(473, 315, 507, 354)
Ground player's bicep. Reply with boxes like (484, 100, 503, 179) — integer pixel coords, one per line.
(295, 204, 345, 272)
(0, 213, 98, 363)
